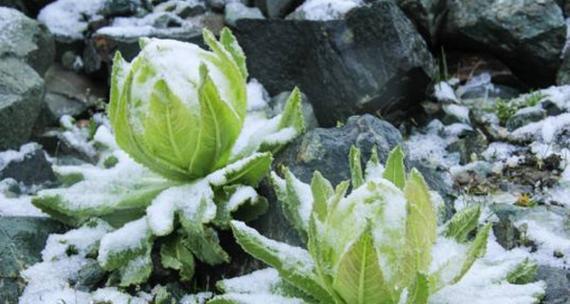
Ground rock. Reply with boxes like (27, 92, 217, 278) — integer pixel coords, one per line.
(207, 0, 238, 10)
(0, 143, 56, 186)
(275, 114, 403, 186)
(268, 90, 319, 130)
(537, 265, 570, 304)
(75, 260, 107, 291)
(234, 1, 435, 127)
(0, 58, 45, 150)
(225, 2, 264, 27)
(557, 50, 570, 85)
(35, 64, 105, 128)
(0, 0, 55, 17)
(153, 0, 206, 18)
(101, 0, 143, 17)
(395, 0, 446, 45)
(286, 0, 362, 21)
(506, 107, 547, 131)
(254, 0, 303, 18)
(442, 104, 470, 124)
(0, 7, 55, 76)
(0, 216, 67, 303)
(447, 130, 489, 165)
(442, 0, 566, 87)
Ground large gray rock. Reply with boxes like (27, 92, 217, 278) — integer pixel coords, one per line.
(0, 143, 56, 186)
(0, 58, 45, 150)
(0, 7, 55, 76)
(0, 0, 55, 17)
(395, 0, 446, 45)
(254, 0, 303, 18)
(234, 0, 435, 127)
(442, 0, 566, 87)
(0, 217, 67, 303)
(537, 265, 570, 304)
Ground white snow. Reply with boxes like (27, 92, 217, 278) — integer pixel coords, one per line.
(98, 217, 151, 266)
(42, 219, 112, 261)
(0, 142, 40, 171)
(511, 113, 570, 144)
(434, 81, 459, 103)
(218, 268, 281, 294)
(59, 115, 97, 158)
(246, 78, 269, 111)
(0, 179, 46, 217)
(443, 104, 471, 124)
(482, 142, 520, 162)
(38, 0, 106, 40)
(227, 185, 259, 212)
(288, 0, 363, 21)
(96, 12, 199, 38)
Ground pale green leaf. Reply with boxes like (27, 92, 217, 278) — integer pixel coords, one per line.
(230, 221, 333, 302)
(214, 185, 268, 228)
(208, 294, 305, 304)
(333, 227, 394, 304)
(220, 27, 248, 79)
(401, 169, 437, 286)
(160, 234, 196, 281)
(116, 253, 153, 287)
(444, 205, 481, 243)
(506, 258, 538, 285)
(310, 171, 334, 221)
(405, 273, 429, 304)
(383, 146, 406, 189)
(277, 87, 305, 134)
(349, 146, 364, 189)
(208, 152, 273, 187)
(452, 223, 492, 284)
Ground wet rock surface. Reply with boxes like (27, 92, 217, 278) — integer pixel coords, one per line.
(234, 1, 435, 127)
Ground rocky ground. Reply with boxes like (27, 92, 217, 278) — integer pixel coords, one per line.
(2, 0, 570, 303)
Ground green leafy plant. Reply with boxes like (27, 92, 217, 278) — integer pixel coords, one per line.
(32, 28, 305, 286)
(209, 146, 497, 304)
(494, 91, 546, 126)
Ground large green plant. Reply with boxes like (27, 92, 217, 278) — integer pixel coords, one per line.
(209, 146, 540, 304)
(32, 28, 305, 286)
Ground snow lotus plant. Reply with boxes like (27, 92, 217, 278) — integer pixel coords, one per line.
(32, 28, 304, 286)
(210, 146, 541, 304)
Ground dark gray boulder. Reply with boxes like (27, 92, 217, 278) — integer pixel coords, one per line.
(254, 0, 303, 18)
(395, 0, 446, 45)
(0, 0, 55, 17)
(274, 114, 403, 186)
(0, 7, 55, 76)
(442, 0, 566, 87)
(0, 217, 67, 303)
(234, 0, 435, 127)
(0, 58, 45, 150)
(0, 143, 56, 186)
(537, 265, 570, 304)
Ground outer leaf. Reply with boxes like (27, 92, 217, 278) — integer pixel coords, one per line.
(116, 253, 153, 286)
(401, 169, 437, 286)
(349, 146, 364, 189)
(208, 152, 273, 187)
(271, 169, 313, 240)
(108, 51, 128, 126)
(230, 221, 333, 303)
(98, 217, 153, 270)
(111, 57, 190, 181)
(451, 223, 492, 284)
(33, 157, 173, 227)
(190, 64, 243, 176)
(220, 27, 248, 79)
(310, 171, 334, 221)
(405, 273, 429, 304)
(216, 268, 308, 300)
(443, 205, 481, 243)
(383, 146, 406, 189)
(506, 259, 538, 285)
(208, 294, 305, 304)
(333, 227, 394, 304)
(365, 147, 383, 181)
(160, 234, 196, 281)
(214, 185, 268, 228)
(277, 87, 305, 134)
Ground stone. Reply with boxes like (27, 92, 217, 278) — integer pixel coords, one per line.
(0, 0, 55, 17)
(0, 58, 45, 150)
(35, 64, 105, 128)
(447, 130, 489, 165)
(75, 260, 107, 291)
(537, 265, 570, 304)
(395, 0, 446, 45)
(254, 0, 303, 18)
(153, 0, 206, 18)
(0, 216, 67, 303)
(234, 1, 435, 127)
(101, 0, 143, 17)
(268, 90, 319, 130)
(506, 107, 548, 131)
(274, 114, 403, 186)
(442, 0, 566, 87)
(0, 143, 57, 186)
(225, 2, 264, 27)
(557, 50, 570, 86)
(0, 7, 55, 76)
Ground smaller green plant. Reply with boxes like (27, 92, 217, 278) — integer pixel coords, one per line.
(495, 98, 518, 125)
(209, 146, 498, 304)
(494, 91, 546, 126)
